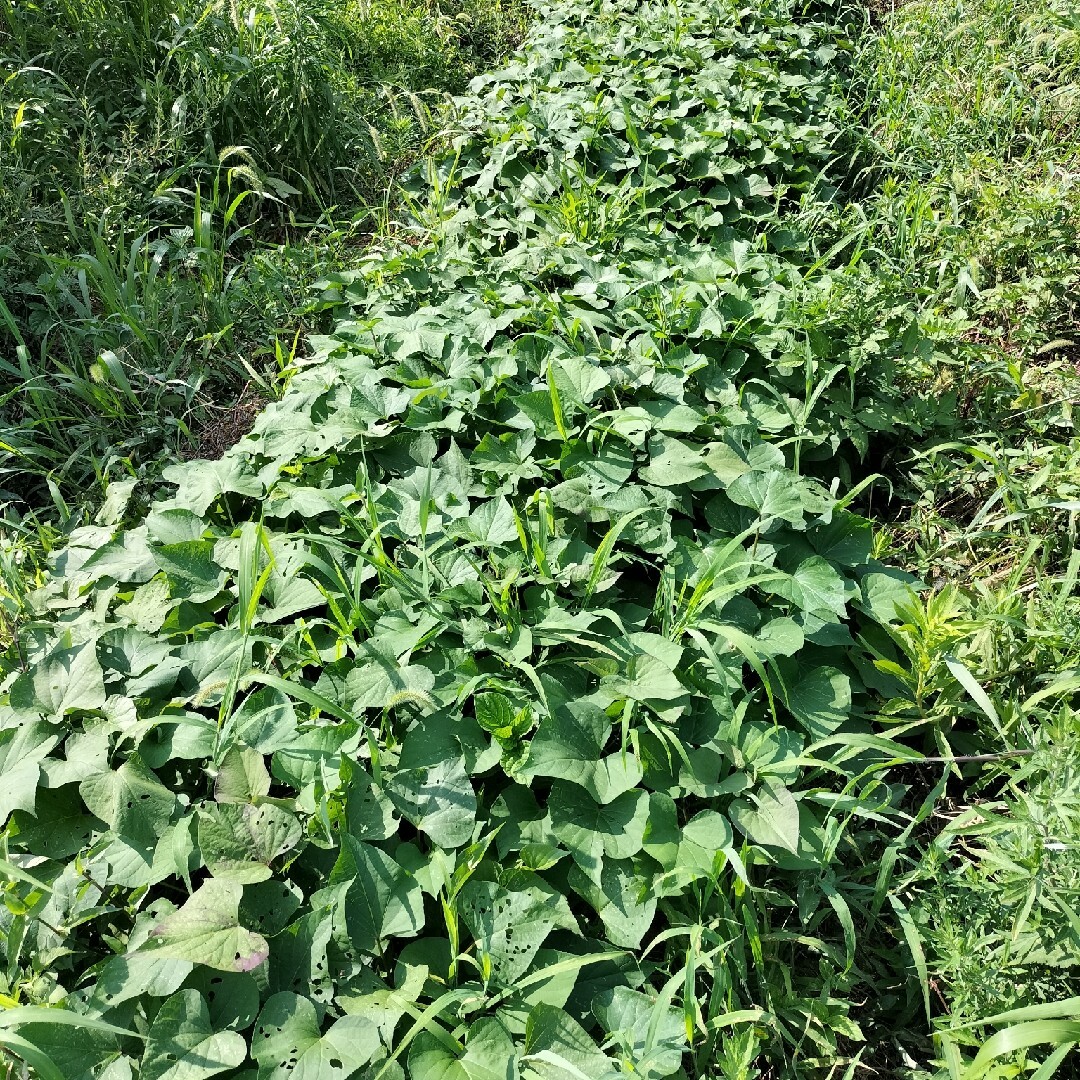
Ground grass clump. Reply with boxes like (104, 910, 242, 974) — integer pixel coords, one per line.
(842, 0, 1080, 1073)
(0, 0, 529, 510)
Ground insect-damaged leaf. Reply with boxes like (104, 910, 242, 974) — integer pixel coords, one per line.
(459, 879, 578, 984)
(79, 754, 177, 852)
(251, 992, 379, 1080)
(568, 858, 656, 949)
(387, 756, 477, 849)
(198, 802, 302, 882)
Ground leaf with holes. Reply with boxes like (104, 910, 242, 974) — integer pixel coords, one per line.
(459, 879, 578, 985)
(387, 755, 477, 849)
(183, 969, 261, 1032)
(251, 992, 380, 1080)
(198, 803, 302, 883)
(79, 754, 177, 853)
(568, 859, 656, 949)
(239, 880, 304, 937)
(344, 760, 397, 842)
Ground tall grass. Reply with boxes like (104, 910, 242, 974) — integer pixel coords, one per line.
(841, 0, 1080, 1073)
(0, 0, 529, 511)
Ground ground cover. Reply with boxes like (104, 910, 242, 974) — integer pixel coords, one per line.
(1, 0, 1079, 1076)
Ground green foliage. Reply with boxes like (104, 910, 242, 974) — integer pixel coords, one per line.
(0, 0, 940, 1076)
(3, 0, 1078, 1075)
(844, 0, 1080, 357)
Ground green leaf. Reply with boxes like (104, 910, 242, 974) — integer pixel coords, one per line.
(593, 987, 685, 1078)
(725, 470, 810, 526)
(339, 836, 425, 955)
(549, 782, 649, 882)
(344, 657, 436, 712)
(0, 721, 58, 823)
(89, 954, 193, 1010)
(770, 557, 848, 618)
(777, 662, 851, 737)
(198, 803, 302, 882)
(552, 355, 610, 406)
(603, 654, 686, 707)
(522, 1005, 619, 1080)
(857, 570, 917, 624)
(6, 1023, 120, 1080)
(0, 1008, 135, 1036)
(231, 685, 303, 752)
(79, 754, 178, 852)
(142, 990, 247, 1080)
(251, 992, 380, 1080)
(459, 880, 577, 984)
(214, 746, 272, 804)
(968, 1022, 1080, 1077)
(524, 702, 641, 804)
(10, 641, 107, 719)
(676, 810, 734, 879)
(410, 1018, 518, 1080)
(162, 455, 264, 517)
(641, 793, 680, 871)
(639, 436, 709, 486)
(153, 541, 227, 602)
(449, 497, 520, 546)
(147, 878, 270, 972)
(387, 756, 477, 849)
(408, 1033, 470, 1080)
(728, 780, 800, 854)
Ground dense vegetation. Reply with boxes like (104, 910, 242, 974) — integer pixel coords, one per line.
(0, 0, 1078, 1077)
(0, 0, 528, 503)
